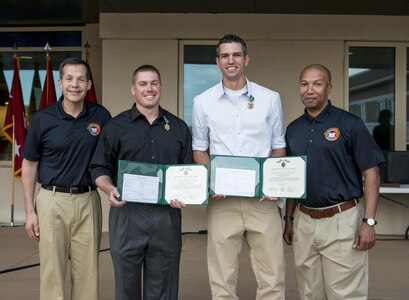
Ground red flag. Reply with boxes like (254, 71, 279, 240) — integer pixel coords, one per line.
(85, 51, 97, 104)
(39, 54, 57, 108)
(1, 55, 27, 177)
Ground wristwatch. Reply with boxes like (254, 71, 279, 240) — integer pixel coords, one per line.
(362, 218, 377, 226)
(283, 215, 294, 221)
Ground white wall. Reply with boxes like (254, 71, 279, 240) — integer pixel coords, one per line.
(102, 39, 179, 117)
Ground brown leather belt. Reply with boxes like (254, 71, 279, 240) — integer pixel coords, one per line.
(299, 199, 358, 219)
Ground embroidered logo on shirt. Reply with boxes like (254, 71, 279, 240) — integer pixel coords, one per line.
(324, 128, 340, 141)
(87, 123, 101, 136)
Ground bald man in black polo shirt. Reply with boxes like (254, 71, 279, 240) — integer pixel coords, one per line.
(22, 58, 111, 300)
(283, 64, 384, 300)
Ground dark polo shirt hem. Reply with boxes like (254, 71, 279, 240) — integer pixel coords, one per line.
(285, 101, 385, 208)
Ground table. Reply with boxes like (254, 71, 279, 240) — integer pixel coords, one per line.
(379, 184, 409, 239)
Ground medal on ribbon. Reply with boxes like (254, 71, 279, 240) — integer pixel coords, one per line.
(248, 95, 255, 109)
(163, 116, 170, 131)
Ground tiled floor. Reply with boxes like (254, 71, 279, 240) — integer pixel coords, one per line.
(1, 227, 408, 299)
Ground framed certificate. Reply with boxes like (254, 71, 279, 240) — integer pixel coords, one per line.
(209, 155, 307, 199)
(117, 160, 208, 205)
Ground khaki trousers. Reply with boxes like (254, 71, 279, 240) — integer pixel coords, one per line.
(207, 197, 285, 300)
(36, 188, 102, 300)
(293, 205, 368, 300)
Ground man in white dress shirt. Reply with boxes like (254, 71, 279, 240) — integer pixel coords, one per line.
(191, 34, 286, 300)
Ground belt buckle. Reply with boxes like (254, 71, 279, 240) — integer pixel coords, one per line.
(69, 187, 80, 194)
(311, 208, 334, 219)
(311, 209, 324, 219)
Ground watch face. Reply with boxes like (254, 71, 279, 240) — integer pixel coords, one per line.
(367, 218, 375, 226)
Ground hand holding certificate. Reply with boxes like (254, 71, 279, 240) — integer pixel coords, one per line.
(210, 155, 306, 199)
(117, 160, 208, 205)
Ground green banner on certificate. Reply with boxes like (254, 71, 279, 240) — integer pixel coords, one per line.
(117, 160, 208, 205)
(210, 155, 306, 199)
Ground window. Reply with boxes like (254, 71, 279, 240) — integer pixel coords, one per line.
(348, 47, 395, 151)
(182, 44, 221, 128)
(407, 48, 409, 150)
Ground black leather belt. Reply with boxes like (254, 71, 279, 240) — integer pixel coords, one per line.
(131, 202, 159, 207)
(143, 203, 159, 207)
(41, 184, 95, 194)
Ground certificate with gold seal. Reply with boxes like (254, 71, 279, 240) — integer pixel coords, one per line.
(262, 156, 306, 199)
(163, 165, 208, 205)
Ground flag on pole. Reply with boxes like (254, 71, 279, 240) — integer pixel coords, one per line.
(1, 55, 27, 177)
(39, 54, 57, 108)
(85, 49, 97, 104)
(27, 61, 41, 124)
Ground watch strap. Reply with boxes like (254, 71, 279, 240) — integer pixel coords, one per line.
(362, 217, 377, 226)
(283, 215, 294, 221)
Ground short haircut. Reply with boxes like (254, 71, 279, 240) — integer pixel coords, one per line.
(132, 64, 161, 84)
(216, 34, 248, 58)
(300, 64, 332, 83)
(59, 57, 91, 81)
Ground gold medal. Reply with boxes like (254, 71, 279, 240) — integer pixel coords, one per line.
(163, 116, 170, 131)
(248, 95, 255, 109)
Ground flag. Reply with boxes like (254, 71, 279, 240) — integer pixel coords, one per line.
(2, 55, 27, 176)
(85, 51, 97, 104)
(39, 54, 57, 108)
(27, 61, 41, 124)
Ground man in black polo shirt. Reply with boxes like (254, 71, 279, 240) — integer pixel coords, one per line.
(283, 64, 385, 300)
(22, 57, 111, 300)
(89, 64, 193, 300)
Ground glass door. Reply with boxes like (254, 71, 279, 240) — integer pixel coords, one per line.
(348, 46, 395, 151)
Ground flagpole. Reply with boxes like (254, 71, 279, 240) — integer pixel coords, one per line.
(10, 118, 17, 225)
(1, 49, 24, 228)
(1, 118, 24, 227)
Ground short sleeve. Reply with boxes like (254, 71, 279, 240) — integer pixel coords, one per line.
(350, 118, 385, 172)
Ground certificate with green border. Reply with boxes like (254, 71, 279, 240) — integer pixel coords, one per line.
(210, 155, 261, 197)
(117, 160, 208, 205)
(209, 155, 306, 199)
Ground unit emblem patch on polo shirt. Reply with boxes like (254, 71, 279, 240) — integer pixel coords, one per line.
(324, 128, 340, 141)
(87, 123, 101, 136)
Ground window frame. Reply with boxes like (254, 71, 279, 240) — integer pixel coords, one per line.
(178, 40, 219, 120)
(345, 41, 408, 151)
